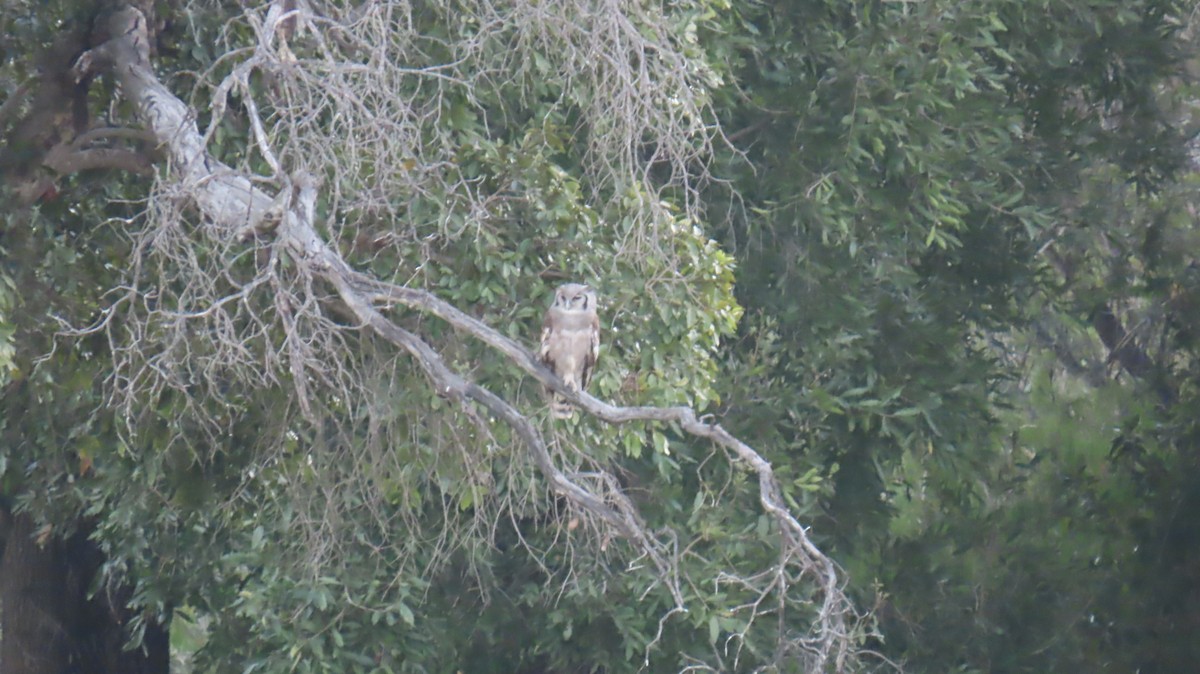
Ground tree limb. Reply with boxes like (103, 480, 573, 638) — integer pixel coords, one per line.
(73, 9, 277, 240)
(43, 144, 154, 177)
(78, 6, 859, 669)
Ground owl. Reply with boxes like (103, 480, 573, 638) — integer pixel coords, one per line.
(538, 283, 600, 418)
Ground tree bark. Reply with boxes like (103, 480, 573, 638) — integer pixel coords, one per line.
(0, 512, 169, 674)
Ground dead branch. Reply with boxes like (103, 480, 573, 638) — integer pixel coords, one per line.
(72, 10, 277, 240)
(77, 5, 860, 670)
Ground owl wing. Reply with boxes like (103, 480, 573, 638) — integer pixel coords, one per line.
(537, 311, 555, 367)
(580, 312, 600, 390)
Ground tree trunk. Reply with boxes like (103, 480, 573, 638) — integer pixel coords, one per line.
(0, 511, 169, 674)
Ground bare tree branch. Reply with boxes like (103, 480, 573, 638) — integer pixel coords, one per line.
(75, 5, 862, 670)
(74, 10, 278, 240)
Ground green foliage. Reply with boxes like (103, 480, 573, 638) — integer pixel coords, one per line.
(699, 0, 1198, 670)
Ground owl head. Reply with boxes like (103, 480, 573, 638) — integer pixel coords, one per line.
(553, 283, 595, 312)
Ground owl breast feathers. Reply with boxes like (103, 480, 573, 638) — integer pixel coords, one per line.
(538, 283, 600, 418)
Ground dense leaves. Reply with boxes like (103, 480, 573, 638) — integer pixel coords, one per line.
(704, 0, 1200, 671)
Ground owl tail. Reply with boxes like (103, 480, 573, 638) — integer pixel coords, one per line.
(546, 388, 577, 419)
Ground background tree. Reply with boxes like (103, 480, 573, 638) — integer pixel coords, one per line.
(704, 0, 1200, 671)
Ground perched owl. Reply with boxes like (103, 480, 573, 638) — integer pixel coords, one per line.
(538, 283, 600, 418)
